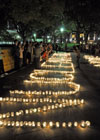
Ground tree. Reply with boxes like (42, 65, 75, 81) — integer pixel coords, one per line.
(0, 0, 10, 32)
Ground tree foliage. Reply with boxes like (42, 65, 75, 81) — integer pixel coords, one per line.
(1, 0, 100, 42)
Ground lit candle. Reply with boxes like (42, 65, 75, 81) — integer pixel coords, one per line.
(74, 122, 78, 127)
(25, 110, 29, 114)
(28, 121, 32, 127)
(7, 121, 11, 126)
(11, 112, 14, 117)
(0, 121, 3, 127)
(20, 121, 24, 127)
(11, 121, 15, 126)
(81, 99, 84, 104)
(16, 121, 20, 127)
(37, 107, 41, 112)
(16, 112, 19, 116)
(6, 112, 10, 118)
(43, 106, 47, 112)
(62, 122, 66, 128)
(0, 114, 2, 119)
(0, 97, 3, 102)
(80, 121, 86, 128)
(86, 121, 91, 127)
(32, 121, 35, 127)
(43, 122, 47, 128)
(24, 121, 28, 126)
(49, 121, 53, 127)
(56, 122, 60, 128)
(68, 122, 72, 127)
(3, 114, 6, 118)
(3, 121, 7, 126)
(33, 108, 37, 113)
(37, 122, 41, 127)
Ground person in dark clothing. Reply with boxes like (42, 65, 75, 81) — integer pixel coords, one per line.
(13, 40, 20, 70)
(23, 41, 28, 66)
(34, 43, 41, 69)
(0, 50, 5, 76)
(73, 46, 80, 69)
(55, 44, 59, 52)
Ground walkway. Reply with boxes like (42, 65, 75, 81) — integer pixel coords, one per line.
(0, 52, 100, 140)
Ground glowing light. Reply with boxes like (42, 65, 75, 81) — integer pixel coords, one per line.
(84, 55, 100, 68)
(80, 121, 86, 128)
(56, 122, 60, 128)
(32, 121, 35, 127)
(68, 122, 72, 127)
(62, 122, 66, 128)
(43, 122, 47, 128)
(60, 27, 64, 33)
(86, 121, 91, 127)
(16, 121, 20, 127)
(74, 122, 78, 127)
(0, 121, 3, 126)
(37, 122, 41, 127)
(0, 121, 90, 128)
(49, 121, 53, 127)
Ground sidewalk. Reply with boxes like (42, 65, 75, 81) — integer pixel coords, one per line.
(0, 52, 100, 140)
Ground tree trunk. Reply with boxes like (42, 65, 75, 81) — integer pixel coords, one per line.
(76, 30, 80, 44)
(67, 33, 70, 43)
(84, 32, 88, 44)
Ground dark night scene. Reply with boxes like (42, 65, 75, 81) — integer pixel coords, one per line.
(0, 0, 100, 140)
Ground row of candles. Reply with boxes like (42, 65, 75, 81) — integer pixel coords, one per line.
(24, 79, 79, 86)
(34, 69, 75, 74)
(84, 55, 100, 67)
(0, 99, 84, 120)
(23, 81, 80, 95)
(0, 120, 90, 128)
(29, 73, 74, 81)
(9, 89, 79, 96)
(42, 64, 73, 69)
(0, 97, 84, 104)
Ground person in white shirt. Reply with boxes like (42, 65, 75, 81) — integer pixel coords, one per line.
(73, 46, 80, 69)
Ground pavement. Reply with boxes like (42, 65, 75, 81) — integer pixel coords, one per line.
(0, 52, 100, 140)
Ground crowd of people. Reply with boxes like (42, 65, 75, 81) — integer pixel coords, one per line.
(12, 40, 53, 70)
(1, 41, 100, 77)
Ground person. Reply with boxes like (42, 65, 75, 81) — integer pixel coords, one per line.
(73, 46, 80, 69)
(12, 40, 20, 70)
(23, 41, 28, 66)
(0, 48, 5, 77)
(19, 42, 24, 67)
(55, 44, 59, 52)
(95, 45, 99, 56)
(65, 44, 67, 52)
(32, 42, 36, 64)
(0, 47, 8, 77)
(34, 43, 41, 69)
(26, 41, 32, 64)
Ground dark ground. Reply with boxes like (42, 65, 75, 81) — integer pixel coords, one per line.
(0, 52, 100, 140)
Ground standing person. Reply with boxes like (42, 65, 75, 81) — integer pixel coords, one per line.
(26, 41, 32, 64)
(34, 43, 41, 69)
(65, 43, 68, 52)
(95, 45, 99, 56)
(13, 40, 20, 70)
(23, 41, 28, 66)
(19, 42, 24, 67)
(55, 44, 59, 52)
(0, 47, 5, 77)
(73, 46, 81, 69)
(32, 42, 36, 64)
